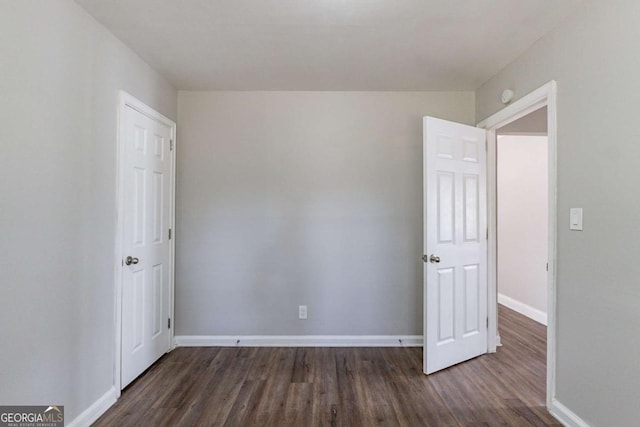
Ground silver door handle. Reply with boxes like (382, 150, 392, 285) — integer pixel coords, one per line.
(125, 256, 139, 265)
(424, 254, 440, 263)
(422, 254, 441, 263)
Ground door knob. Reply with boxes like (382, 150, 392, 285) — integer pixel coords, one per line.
(125, 256, 139, 266)
(422, 254, 441, 263)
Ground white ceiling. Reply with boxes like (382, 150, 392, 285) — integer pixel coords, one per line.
(76, 0, 582, 91)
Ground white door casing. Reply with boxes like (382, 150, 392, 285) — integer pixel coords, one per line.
(423, 116, 488, 374)
(119, 94, 175, 388)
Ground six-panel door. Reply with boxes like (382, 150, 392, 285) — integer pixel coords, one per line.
(121, 105, 172, 388)
(423, 116, 487, 374)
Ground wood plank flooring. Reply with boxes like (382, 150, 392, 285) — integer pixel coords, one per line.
(95, 305, 558, 426)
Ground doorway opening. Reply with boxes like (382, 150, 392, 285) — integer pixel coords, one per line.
(496, 108, 549, 327)
(477, 81, 557, 410)
(496, 108, 549, 406)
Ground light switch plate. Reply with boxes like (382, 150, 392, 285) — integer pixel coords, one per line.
(570, 208, 583, 231)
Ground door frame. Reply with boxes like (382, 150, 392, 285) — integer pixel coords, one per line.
(113, 91, 177, 395)
(477, 81, 557, 408)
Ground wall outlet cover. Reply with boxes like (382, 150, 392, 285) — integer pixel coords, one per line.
(298, 305, 307, 319)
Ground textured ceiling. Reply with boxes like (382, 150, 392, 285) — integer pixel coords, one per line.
(76, 0, 583, 90)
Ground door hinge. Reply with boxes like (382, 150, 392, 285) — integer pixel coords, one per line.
(486, 317, 489, 328)
(486, 228, 488, 240)
(168, 318, 171, 329)
(546, 262, 549, 271)
(170, 139, 173, 151)
(168, 228, 172, 240)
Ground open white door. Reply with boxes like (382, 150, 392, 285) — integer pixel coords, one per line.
(423, 116, 487, 374)
(120, 100, 174, 388)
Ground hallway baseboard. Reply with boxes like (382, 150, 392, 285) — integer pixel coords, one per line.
(498, 294, 547, 325)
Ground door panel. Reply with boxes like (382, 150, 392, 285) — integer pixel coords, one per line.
(463, 174, 479, 242)
(437, 172, 455, 243)
(423, 116, 487, 374)
(463, 264, 480, 334)
(121, 105, 172, 388)
(437, 267, 455, 343)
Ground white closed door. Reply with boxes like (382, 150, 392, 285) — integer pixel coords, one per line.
(121, 104, 173, 388)
(423, 116, 487, 374)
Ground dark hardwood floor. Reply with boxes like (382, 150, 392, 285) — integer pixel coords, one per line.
(95, 305, 557, 426)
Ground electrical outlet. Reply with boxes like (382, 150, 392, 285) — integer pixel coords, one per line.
(298, 305, 307, 320)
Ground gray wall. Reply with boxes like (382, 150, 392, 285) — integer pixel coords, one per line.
(476, 0, 640, 425)
(176, 91, 474, 336)
(0, 0, 177, 421)
(498, 106, 547, 135)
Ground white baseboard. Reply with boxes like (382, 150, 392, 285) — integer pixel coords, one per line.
(549, 398, 591, 427)
(67, 386, 117, 427)
(174, 335, 423, 347)
(498, 293, 547, 325)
